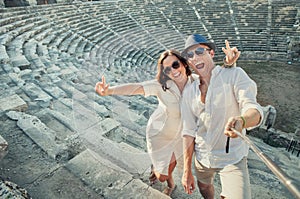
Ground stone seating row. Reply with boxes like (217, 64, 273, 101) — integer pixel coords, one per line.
(231, 1, 297, 32)
(95, 34, 156, 70)
(0, 6, 72, 66)
(3, 98, 165, 197)
(28, 14, 95, 64)
(78, 3, 170, 60)
(0, 0, 298, 70)
(0, 32, 278, 69)
(154, 2, 224, 35)
(119, 1, 195, 35)
(116, 9, 190, 49)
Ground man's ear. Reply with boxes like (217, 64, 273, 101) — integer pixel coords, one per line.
(209, 49, 215, 58)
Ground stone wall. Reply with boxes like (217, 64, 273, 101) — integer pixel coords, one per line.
(4, 0, 29, 7)
(3, 0, 59, 6)
(0, 0, 4, 7)
(287, 36, 300, 62)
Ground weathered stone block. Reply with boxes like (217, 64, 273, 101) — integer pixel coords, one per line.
(80, 125, 151, 174)
(6, 111, 69, 161)
(0, 45, 9, 63)
(66, 149, 167, 198)
(0, 134, 8, 160)
(0, 179, 31, 199)
(23, 82, 52, 108)
(11, 56, 31, 70)
(0, 94, 28, 112)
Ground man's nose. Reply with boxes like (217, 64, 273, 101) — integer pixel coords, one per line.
(191, 55, 200, 62)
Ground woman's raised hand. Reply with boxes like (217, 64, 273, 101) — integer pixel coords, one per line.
(222, 40, 241, 67)
(95, 76, 110, 96)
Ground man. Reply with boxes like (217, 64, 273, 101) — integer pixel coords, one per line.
(180, 34, 263, 199)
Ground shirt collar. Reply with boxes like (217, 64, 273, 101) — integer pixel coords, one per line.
(212, 65, 222, 77)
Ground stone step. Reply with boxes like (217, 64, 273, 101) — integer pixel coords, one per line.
(0, 134, 8, 160)
(80, 120, 151, 175)
(65, 148, 169, 198)
(0, 94, 28, 112)
(0, 44, 9, 63)
(6, 111, 69, 162)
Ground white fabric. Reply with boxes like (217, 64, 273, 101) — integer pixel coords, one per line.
(142, 75, 197, 175)
(181, 66, 263, 168)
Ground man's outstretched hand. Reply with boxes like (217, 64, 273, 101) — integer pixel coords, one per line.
(222, 40, 241, 67)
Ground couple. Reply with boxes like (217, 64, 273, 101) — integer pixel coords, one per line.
(95, 34, 263, 199)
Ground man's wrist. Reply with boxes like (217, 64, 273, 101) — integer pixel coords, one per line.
(223, 56, 236, 68)
(239, 116, 246, 128)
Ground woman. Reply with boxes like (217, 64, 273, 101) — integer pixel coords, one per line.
(95, 43, 239, 196)
(95, 50, 191, 195)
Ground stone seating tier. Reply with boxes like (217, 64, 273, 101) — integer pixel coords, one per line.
(0, 0, 298, 106)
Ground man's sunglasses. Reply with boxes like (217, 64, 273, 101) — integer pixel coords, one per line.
(185, 47, 211, 59)
(162, 60, 180, 75)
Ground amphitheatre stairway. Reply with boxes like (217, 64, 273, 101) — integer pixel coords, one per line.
(0, 0, 299, 198)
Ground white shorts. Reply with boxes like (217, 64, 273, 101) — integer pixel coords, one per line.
(194, 157, 251, 199)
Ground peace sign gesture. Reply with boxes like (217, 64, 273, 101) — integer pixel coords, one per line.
(222, 40, 241, 68)
(95, 76, 110, 96)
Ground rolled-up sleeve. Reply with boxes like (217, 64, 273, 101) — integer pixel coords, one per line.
(234, 68, 264, 129)
(141, 80, 160, 97)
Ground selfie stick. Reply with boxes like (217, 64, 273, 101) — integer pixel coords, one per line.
(231, 128, 300, 199)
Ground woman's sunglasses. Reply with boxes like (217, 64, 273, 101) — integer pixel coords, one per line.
(185, 47, 211, 59)
(163, 60, 180, 75)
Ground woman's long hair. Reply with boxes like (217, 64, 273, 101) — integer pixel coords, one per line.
(156, 49, 192, 91)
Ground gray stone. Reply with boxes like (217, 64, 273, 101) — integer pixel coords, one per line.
(72, 101, 104, 132)
(58, 81, 85, 98)
(23, 82, 52, 108)
(66, 149, 166, 198)
(0, 134, 8, 160)
(107, 126, 146, 150)
(80, 125, 151, 175)
(0, 94, 28, 112)
(0, 179, 31, 199)
(36, 108, 75, 140)
(42, 85, 67, 99)
(43, 108, 75, 132)
(294, 128, 300, 137)
(0, 45, 9, 63)
(8, 72, 25, 86)
(84, 100, 110, 118)
(11, 56, 31, 70)
(105, 97, 145, 133)
(260, 105, 276, 130)
(60, 67, 79, 80)
(98, 118, 121, 135)
(27, 0, 37, 6)
(46, 64, 61, 73)
(6, 111, 69, 161)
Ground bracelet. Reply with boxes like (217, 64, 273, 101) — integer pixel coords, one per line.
(240, 116, 246, 128)
(223, 56, 236, 68)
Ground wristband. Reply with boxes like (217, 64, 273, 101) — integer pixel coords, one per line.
(223, 56, 236, 68)
(240, 116, 246, 128)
